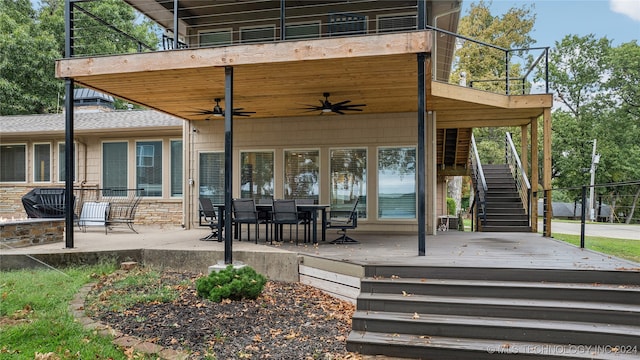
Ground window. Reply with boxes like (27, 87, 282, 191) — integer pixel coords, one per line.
(378, 147, 416, 219)
(285, 22, 320, 40)
(103, 142, 128, 190)
(240, 25, 275, 44)
(200, 29, 232, 47)
(33, 143, 51, 182)
(0, 144, 26, 182)
(330, 148, 366, 217)
(199, 152, 224, 204)
(377, 13, 416, 33)
(328, 13, 367, 37)
(283, 150, 319, 201)
(136, 141, 162, 197)
(58, 142, 77, 182)
(240, 151, 274, 200)
(170, 140, 183, 197)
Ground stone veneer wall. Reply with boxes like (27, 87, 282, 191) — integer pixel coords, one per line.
(0, 219, 65, 248)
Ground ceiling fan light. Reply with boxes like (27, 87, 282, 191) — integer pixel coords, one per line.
(322, 108, 332, 113)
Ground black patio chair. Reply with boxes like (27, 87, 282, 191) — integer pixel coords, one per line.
(232, 198, 261, 243)
(199, 197, 219, 241)
(325, 198, 359, 244)
(295, 198, 315, 242)
(271, 199, 303, 245)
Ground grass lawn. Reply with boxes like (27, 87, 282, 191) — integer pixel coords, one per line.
(550, 233, 640, 264)
(0, 262, 159, 360)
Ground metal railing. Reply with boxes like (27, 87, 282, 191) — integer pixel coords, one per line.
(427, 25, 550, 95)
(505, 132, 531, 224)
(470, 134, 487, 230)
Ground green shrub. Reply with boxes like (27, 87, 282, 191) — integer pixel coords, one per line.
(447, 197, 457, 215)
(195, 265, 267, 302)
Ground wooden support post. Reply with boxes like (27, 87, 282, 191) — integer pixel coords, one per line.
(530, 117, 539, 233)
(543, 108, 552, 237)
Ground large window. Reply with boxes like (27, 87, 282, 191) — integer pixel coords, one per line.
(285, 22, 320, 40)
(330, 148, 366, 217)
(0, 144, 26, 182)
(136, 141, 162, 197)
(199, 152, 224, 204)
(103, 142, 128, 190)
(240, 25, 275, 44)
(33, 143, 51, 182)
(170, 140, 183, 197)
(240, 151, 274, 200)
(283, 150, 319, 201)
(378, 147, 416, 219)
(199, 29, 232, 47)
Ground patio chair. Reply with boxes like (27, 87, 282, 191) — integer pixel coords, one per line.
(199, 197, 219, 241)
(272, 199, 303, 245)
(295, 198, 315, 242)
(325, 198, 359, 244)
(232, 198, 261, 243)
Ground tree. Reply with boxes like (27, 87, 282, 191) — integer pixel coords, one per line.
(455, 1, 537, 164)
(1, 0, 159, 115)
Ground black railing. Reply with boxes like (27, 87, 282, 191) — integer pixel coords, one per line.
(470, 134, 487, 230)
(505, 132, 531, 225)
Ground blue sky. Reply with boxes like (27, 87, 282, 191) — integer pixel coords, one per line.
(461, 0, 640, 47)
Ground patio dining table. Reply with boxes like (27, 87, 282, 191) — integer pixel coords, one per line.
(213, 203, 329, 244)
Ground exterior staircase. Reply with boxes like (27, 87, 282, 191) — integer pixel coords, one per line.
(481, 164, 531, 232)
(347, 265, 640, 359)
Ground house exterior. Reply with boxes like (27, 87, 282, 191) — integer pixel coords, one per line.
(49, 0, 553, 247)
(0, 90, 184, 225)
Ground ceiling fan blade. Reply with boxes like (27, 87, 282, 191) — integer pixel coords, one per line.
(333, 100, 351, 107)
(342, 103, 366, 108)
(333, 109, 345, 115)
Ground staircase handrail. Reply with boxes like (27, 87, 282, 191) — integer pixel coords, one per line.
(470, 134, 488, 227)
(505, 132, 531, 219)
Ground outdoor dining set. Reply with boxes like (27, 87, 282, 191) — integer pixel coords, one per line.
(198, 197, 359, 245)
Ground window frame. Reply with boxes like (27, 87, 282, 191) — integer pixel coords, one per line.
(135, 140, 163, 197)
(32, 142, 52, 183)
(283, 148, 320, 201)
(199, 151, 225, 204)
(198, 28, 233, 47)
(329, 147, 367, 218)
(0, 143, 27, 183)
(102, 140, 129, 191)
(239, 24, 276, 44)
(284, 21, 321, 40)
(240, 150, 275, 200)
(377, 145, 417, 220)
(170, 139, 183, 198)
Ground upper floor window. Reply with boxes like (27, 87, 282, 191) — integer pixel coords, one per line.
(200, 29, 232, 47)
(285, 22, 321, 40)
(328, 13, 367, 37)
(0, 144, 26, 182)
(136, 141, 162, 197)
(33, 143, 51, 182)
(283, 149, 319, 201)
(330, 148, 367, 217)
(377, 13, 416, 33)
(240, 151, 274, 200)
(378, 147, 416, 219)
(240, 25, 275, 44)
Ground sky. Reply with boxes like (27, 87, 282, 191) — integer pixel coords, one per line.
(461, 0, 640, 47)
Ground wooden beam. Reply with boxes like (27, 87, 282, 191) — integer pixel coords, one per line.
(56, 31, 432, 78)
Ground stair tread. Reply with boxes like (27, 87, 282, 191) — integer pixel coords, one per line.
(348, 331, 639, 359)
(362, 277, 640, 291)
(351, 311, 640, 335)
(357, 292, 640, 313)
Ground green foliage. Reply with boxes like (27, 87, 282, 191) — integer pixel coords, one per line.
(446, 197, 457, 215)
(0, 262, 150, 359)
(551, 233, 640, 263)
(196, 265, 267, 303)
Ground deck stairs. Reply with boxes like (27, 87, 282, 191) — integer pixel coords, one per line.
(481, 164, 531, 232)
(347, 265, 640, 359)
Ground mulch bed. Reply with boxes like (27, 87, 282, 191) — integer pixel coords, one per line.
(85, 269, 360, 359)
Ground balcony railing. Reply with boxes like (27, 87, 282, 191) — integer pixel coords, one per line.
(67, 0, 549, 96)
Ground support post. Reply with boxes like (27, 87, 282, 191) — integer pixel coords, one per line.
(224, 66, 234, 264)
(580, 186, 587, 248)
(64, 0, 74, 248)
(173, 0, 179, 47)
(417, 52, 426, 256)
(543, 108, 552, 237)
(530, 117, 539, 233)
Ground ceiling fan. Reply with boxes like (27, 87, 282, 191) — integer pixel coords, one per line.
(188, 98, 255, 119)
(301, 93, 366, 115)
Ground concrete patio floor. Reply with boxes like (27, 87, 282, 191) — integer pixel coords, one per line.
(2, 224, 638, 272)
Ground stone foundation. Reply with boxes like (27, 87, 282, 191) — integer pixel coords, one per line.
(0, 219, 65, 248)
